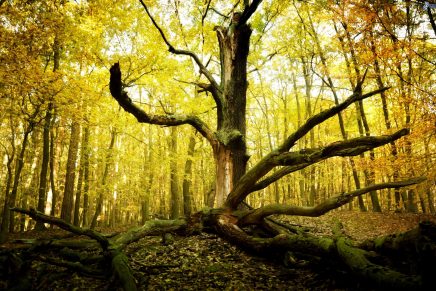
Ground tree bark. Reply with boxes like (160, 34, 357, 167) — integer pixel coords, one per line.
(90, 128, 116, 229)
(81, 126, 91, 227)
(49, 116, 58, 219)
(213, 17, 251, 206)
(73, 122, 89, 226)
(60, 121, 81, 223)
(6, 122, 35, 233)
(182, 135, 195, 217)
(35, 104, 52, 230)
(169, 127, 180, 219)
(0, 119, 16, 242)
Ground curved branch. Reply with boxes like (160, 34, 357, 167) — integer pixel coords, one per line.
(273, 128, 409, 166)
(109, 63, 217, 146)
(11, 207, 109, 249)
(278, 86, 390, 152)
(238, 177, 426, 225)
(226, 127, 407, 208)
(138, 0, 220, 93)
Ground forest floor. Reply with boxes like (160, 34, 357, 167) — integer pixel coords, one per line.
(1, 210, 435, 290)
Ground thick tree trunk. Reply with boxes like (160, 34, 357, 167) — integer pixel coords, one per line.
(213, 18, 251, 207)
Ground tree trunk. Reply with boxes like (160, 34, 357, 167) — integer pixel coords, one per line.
(368, 29, 401, 211)
(182, 135, 195, 217)
(169, 127, 180, 219)
(309, 18, 367, 211)
(7, 123, 34, 233)
(81, 126, 91, 227)
(213, 18, 251, 207)
(73, 122, 89, 226)
(0, 118, 16, 242)
(141, 124, 153, 224)
(49, 116, 58, 219)
(35, 104, 52, 230)
(90, 128, 116, 229)
(60, 121, 81, 223)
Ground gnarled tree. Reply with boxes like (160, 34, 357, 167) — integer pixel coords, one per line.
(6, 1, 431, 290)
(105, 1, 429, 288)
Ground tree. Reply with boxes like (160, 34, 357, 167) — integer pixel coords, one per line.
(105, 0, 429, 285)
(110, 0, 418, 208)
(60, 120, 81, 223)
(2, 1, 433, 290)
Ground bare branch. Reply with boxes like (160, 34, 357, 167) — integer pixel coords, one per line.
(250, 164, 311, 193)
(109, 63, 217, 146)
(278, 86, 390, 152)
(138, 0, 220, 93)
(173, 78, 222, 105)
(275, 128, 409, 166)
(225, 86, 391, 210)
(239, 0, 263, 26)
(11, 207, 109, 249)
(238, 177, 426, 225)
(250, 129, 410, 193)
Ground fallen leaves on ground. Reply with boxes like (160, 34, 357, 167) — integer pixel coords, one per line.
(1, 210, 434, 290)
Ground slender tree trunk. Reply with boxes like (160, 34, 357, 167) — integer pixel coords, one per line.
(36, 37, 60, 229)
(301, 57, 317, 206)
(141, 124, 153, 224)
(424, 137, 435, 214)
(35, 104, 52, 230)
(340, 20, 381, 212)
(60, 121, 81, 223)
(90, 128, 116, 229)
(182, 135, 195, 217)
(0, 120, 16, 242)
(368, 29, 401, 211)
(81, 126, 90, 227)
(49, 116, 58, 219)
(73, 124, 88, 226)
(308, 17, 366, 211)
(8, 123, 34, 233)
(169, 127, 180, 219)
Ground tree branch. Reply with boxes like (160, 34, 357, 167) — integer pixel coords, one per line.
(278, 86, 390, 152)
(238, 177, 426, 225)
(138, 0, 220, 93)
(109, 63, 217, 146)
(173, 78, 222, 106)
(232, 129, 410, 205)
(273, 128, 409, 166)
(239, 0, 263, 26)
(11, 207, 109, 249)
(224, 93, 393, 209)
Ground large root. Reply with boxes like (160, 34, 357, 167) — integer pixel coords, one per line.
(5, 207, 433, 291)
(7, 207, 186, 291)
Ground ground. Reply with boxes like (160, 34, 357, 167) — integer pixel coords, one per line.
(1, 210, 435, 290)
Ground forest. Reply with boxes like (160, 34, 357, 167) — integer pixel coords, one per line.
(0, 0, 435, 290)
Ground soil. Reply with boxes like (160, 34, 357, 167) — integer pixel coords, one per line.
(1, 210, 435, 290)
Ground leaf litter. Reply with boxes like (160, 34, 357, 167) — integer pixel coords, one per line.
(1, 210, 434, 290)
